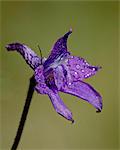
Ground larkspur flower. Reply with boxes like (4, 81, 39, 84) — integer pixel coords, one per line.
(6, 29, 102, 123)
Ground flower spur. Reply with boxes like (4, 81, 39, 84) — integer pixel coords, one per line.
(6, 29, 102, 123)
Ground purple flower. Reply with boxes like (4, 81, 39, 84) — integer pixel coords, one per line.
(6, 29, 102, 123)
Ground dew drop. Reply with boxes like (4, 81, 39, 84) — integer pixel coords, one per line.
(85, 73, 91, 78)
(76, 64, 80, 69)
(68, 82, 71, 85)
(65, 59, 68, 63)
(81, 69, 85, 73)
(74, 71, 79, 79)
(70, 56, 74, 59)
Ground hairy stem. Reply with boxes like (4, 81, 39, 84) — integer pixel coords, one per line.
(11, 76, 36, 150)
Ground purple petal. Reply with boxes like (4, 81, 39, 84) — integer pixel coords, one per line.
(34, 66, 50, 94)
(48, 90, 74, 122)
(61, 80, 102, 112)
(43, 29, 72, 69)
(34, 66, 74, 122)
(66, 56, 101, 81)
(6, 43, 42, 69)
(53, 66, 66, 90)
(43, 68, 58, 91)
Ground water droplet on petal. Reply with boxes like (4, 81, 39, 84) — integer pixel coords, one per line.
(65, 59, 68, 63)
(70, 56, 74, 59)
(75, 72, 77, 75)
(76, 64, 80, 69)
(81, 69, 85, 73)
(74, 72, 79, 78)
(85, 73, 91, 78)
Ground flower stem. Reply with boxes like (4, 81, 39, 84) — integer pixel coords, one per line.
(11, 76, 36, 150)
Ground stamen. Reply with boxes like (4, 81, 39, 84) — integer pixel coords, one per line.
(38, 45, 43, 65)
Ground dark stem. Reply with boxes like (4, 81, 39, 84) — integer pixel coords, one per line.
(11, 76, 36, 150)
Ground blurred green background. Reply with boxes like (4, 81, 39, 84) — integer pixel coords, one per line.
(1, 1, 119, 150)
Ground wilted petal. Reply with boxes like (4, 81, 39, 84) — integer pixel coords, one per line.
(48, 90, 74, 122)
(66, 55, 101, 81)
(61, 80, 102, 112)
(6, 43, 42, 69)
(43, 29, 72, 69)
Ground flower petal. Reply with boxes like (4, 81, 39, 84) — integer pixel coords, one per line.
(48, 90, 74, 122)
(43, 29, 72, 69)
(34, 66, 50, 94)
(6, 43, 42, 69)
(53, 65, 65, 90)
(43, 68, 58, 91)
(34, 66, 73, 122)
(61, 80, 102, 112)
(66, 55, 101, 81)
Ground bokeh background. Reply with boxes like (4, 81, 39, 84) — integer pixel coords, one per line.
(1, 1, 119, 150)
